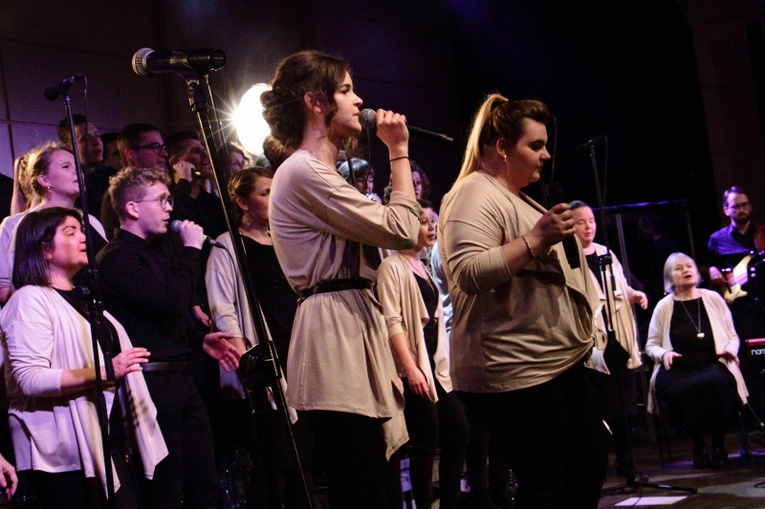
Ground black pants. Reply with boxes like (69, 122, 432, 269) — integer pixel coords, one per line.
(402, 380, 468, 509)
(305, 410, 391, 509)
(144, 371, 218, 509)
(458, 363, 607, 509)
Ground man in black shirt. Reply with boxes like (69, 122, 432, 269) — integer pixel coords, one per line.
(97, 166, 238, 508)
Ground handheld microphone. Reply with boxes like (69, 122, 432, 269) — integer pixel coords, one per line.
(170, 220, 226, 249)
(545, 182, 581, 269)
(576, 135, 606, 153)
(359, 108, 454, 144)
(43, 73, 85, 101)
(132, 48, 226, 78)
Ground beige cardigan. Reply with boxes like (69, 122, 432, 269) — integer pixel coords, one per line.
(378, 253, 452, 403)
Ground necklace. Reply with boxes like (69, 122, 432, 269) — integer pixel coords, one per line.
(678, 297, 705, 339)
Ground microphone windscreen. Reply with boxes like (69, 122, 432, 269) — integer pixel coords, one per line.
(359, 109, 376, 129)
(43, 84, 60, 101)
(170, 219, 182, 233)
(132, 48, 154, 77)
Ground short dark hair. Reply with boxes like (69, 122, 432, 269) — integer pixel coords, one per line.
(165, 131, 201, 159)
(108, 166, 171, 221)
(100, 131, 119, 146)
(117, 123, 161, 157)
(13, 207, 82, 288)
(722, 186, 748, 207)
(57, 114, 87, 144)
(569, 200, 590, 211)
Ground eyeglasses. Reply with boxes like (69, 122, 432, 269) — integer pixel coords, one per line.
(132, 142, 168, 155)
(726, 202, 750, 211)
(135, 195, 174, 207)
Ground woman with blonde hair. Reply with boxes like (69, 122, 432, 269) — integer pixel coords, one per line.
(438, 93, 605, 508)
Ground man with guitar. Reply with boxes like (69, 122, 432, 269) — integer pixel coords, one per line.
(707, 185, 765, 416)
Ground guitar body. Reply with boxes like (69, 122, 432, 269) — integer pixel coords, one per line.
(722, 254, 752, 304)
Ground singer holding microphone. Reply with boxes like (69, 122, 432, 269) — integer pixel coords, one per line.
(438, 93, 606, 508)
(261, 50, 422, 508)
(96, 167, 238, 508)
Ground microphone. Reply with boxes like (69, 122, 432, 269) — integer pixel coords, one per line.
(170, 220, 226, 249)
(576, 134, 606, 152)
(359, 109, 454, 144)
(43, 73, 85, 101)
(132, 48, 226, 77)
(545, 182, 580, 269)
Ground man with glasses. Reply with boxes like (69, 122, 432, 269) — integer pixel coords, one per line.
(100, 124, 170, 238)
(707, 185, 765, 417)
(97, 166, 238, 508)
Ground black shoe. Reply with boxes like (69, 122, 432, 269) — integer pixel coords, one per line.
(711, 446, 730, 468)
(693, 448, 711, 469)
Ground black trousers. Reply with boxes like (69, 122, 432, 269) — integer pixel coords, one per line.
(458, 363, 607, 509)
(144, 371, 218, 509)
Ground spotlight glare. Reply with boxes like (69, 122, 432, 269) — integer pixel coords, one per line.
(234, 83, 271, 155)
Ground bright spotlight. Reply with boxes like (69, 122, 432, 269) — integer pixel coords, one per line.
(234, 83, 271, 155)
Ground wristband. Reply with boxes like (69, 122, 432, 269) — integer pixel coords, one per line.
(389, 155, 410, 163)
(521, 235, 536, 258)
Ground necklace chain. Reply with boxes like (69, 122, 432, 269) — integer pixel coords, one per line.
(678, 297, 705, 339)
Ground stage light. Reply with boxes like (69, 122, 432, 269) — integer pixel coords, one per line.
(234, 83, 271, 155)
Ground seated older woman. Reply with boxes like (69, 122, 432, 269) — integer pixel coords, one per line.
(646, 252, 748, 468)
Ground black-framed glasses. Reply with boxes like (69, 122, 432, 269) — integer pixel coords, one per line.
(135, 195, 174, 207)
(725, 202, 750, 211)
(132, 142, 168, 154)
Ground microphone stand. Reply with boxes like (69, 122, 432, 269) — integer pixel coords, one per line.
(580, 142, 696, 497)
(52, 82, 117, 506)
(183, 73, 313, 509)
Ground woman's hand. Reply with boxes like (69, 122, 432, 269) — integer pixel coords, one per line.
(630, 290, 648, 310)
(528, 203, 575, 251)
(662, 350, 682, 370)
(403, 364, 429, 398)
(374, 109, 409, 157)
(718, 350, 740, 366)
(203, 332, 240, 372)
(111, 347, 150, 379)
(0, 453, 17, 499)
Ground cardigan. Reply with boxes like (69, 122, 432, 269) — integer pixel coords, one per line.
(644, 288, 748, 414)
(269, 149, 421, 458)
(0, 286, 168, 493)
(378, 252, 452, 404)
(438, 172, 600, 393)
(584, 243, 642, 373)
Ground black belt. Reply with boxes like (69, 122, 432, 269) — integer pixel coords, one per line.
(142, 361, 194, 373)
(297, 278, 374, 304)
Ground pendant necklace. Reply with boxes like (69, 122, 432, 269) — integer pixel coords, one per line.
(679, 297, 705, 339)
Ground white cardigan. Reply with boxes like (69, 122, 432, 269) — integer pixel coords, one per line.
(644, 288, 748, 415)
(0, 286, 168, 493)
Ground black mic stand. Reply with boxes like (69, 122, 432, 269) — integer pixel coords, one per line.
(48, 79, 118, 506)
(580, 142, 696, 497)
(182, 72, 313, 509)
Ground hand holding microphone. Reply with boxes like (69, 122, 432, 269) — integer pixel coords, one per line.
(169, 220, 226, 249)
(359, 108, 454, 144)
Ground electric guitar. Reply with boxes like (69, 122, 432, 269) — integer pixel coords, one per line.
(721, 254, 754, 304)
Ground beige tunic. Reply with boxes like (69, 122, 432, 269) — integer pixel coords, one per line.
(269, 149, 421, 457)
(438, 172, 600, 393)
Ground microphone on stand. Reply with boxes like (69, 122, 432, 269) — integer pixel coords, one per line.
(43, 73, 85, 101)
(169, 220, 226, 249)
(359, 108, 454, 143)
(131, 48, 226, 77)
(576, 134, 606, 152)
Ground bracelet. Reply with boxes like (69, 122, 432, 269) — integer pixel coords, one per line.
(521, 234, 536, 258)
(389, 155, 410, 163)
